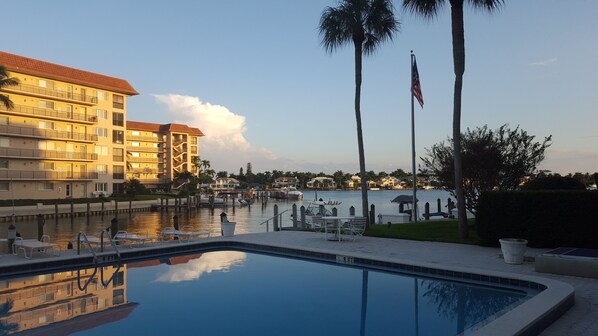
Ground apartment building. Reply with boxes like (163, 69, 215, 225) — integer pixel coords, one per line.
(0, 51, 138, 199)
(126, 121, 204, 191)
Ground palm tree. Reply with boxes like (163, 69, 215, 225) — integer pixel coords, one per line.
(403, 0, 504, 238)
(319, 0, 399, 228)
(0, 65, 19, 109)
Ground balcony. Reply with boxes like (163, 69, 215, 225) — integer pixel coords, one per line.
(0, 148, 98, 161)
(2, 82, 98, 105)
(126, 156, 160, 163)
(126, 146, 161, 153)
(113, 173, 125, 180)
(1, 104, 97, 124)
(136, 177, 170, 185)
(0, 170, 98, 181)
(0, 124, 97, 142)
(128, 134, 163, 142)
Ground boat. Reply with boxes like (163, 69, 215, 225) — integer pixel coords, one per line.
(293, 198, 342, 228)
(270, 187, 304, 200)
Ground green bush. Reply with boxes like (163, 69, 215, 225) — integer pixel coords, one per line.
(522, 175, 586, 190)
(476, 190, 598, 248)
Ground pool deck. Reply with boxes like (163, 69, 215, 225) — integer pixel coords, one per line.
(1, 231, 597, 335)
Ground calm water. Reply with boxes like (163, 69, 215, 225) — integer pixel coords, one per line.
(0, 250, 530, 336)
(0, 190, 453, 251)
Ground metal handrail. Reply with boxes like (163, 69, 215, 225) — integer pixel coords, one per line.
(259, 209, 289, 232)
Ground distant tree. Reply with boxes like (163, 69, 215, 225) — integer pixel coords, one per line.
(421, 124, 551, 214)
(390, 168, 408, 179)
(123, 178, 147, 197)
(594, 172, 598, 187)
(319, 0, 399, 226)
(522, 176, 586, 190)
(216, 171, 228, 178)
(0, 65, 19, 109)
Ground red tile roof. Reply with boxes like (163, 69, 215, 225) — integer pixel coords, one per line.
(127, 120, 205, 137)
(0, 51, 138, 95)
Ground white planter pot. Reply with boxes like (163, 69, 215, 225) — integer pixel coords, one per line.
(499, 238, 528, 265)
(221, 222, 236, 237)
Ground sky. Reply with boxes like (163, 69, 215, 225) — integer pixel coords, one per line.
(4, 0, 597, 175)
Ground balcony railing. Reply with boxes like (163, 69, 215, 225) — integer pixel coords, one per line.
(2, 82, 98, 104)
(113, 173, 125, 180)
(0, 148, 98, 161)
(172, 139, 186, 147)
(1, 104, 97, 123)
(113, 102, 124, 109)
(126, 146, 161, 153)
(135, 177, 170, 184)
(0, 124, 97, 142)
(128, 134, 163, 142)
(129, 169, 162, 174)
(126, 157, 161, 163)
(0, 170, 98, 180)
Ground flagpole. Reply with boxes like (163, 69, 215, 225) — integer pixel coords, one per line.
(410, 51, 418, 223)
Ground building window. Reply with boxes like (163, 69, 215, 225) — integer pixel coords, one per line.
(131, 152, 140, 157)
(39, 121, 54, 130)
(39, 80, 55, 89)
(96, 164, 107, 175)
(0, 182, 9, 191)
(131, 131, 140, 136)
(38, 100, 54, 109)
(113, 165, 125, 180)
(95, 145, 108, 156)
(0, 160, 8, 169)
(39, 182, 54, 191)
(112, 130, 124, 144)
(0, 116, 8, 125)
(113, 94, 124, 109)
(39, 162, 54, 170)
(0, 137, 9, 147)
(131, 163, 140, 169)
(131, 142, 140, 147)
(113, 148, 124, 162)
(96, 91, 108, 101)
(96, 109, 108, 119)
(112, 183, 123, 194)
(153, 143, 160, 148)
(191, 146, 198, 154)
(191, 137, 198, 145)
(95, 183, 108, 192)
(112, 112, 124, 127)
(96, 127, 108, 137)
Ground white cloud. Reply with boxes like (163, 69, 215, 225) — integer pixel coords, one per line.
(530, 58, 558, 66)
(154, 251, 247, 282)
(153, 94, 277, 172)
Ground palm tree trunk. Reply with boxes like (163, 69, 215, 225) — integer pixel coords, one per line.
(354, 41, 370, 226)
(451, 1, 468, 238)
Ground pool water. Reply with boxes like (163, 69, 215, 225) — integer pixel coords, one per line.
(0, 251, 531, 336)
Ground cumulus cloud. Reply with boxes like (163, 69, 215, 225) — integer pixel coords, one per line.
(155, 251, 247, 282)
(153, 94, 277, 172)
(530, 57, 558, 66)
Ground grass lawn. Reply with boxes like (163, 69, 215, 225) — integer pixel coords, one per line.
(365, 219, 480, 245)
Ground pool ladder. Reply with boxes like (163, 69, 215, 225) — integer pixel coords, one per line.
(75, 231, 122, 291)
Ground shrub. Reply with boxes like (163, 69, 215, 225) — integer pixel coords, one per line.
(522, 175, 585, 190)
(476, 190, 598, 248)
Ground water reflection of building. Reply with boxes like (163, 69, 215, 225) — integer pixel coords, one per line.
(0, 265, 137, 335)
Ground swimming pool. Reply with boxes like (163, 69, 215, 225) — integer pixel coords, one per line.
(0, 250, 537, 336)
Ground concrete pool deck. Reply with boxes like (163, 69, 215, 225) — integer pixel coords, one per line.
(1, 231, 596, 335)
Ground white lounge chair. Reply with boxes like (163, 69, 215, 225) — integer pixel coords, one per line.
(114, 230, 159, 247)
(13, 235, 60, 259)
(161, 226, 211, 242)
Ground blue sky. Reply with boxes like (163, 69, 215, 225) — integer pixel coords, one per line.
(4, 0, 597, 175)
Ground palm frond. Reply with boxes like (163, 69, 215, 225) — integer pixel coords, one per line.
(403, 0, 445, 18)
(468, 0, 505, 12)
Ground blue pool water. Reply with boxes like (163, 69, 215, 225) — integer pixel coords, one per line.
(0, 250, 532, 336)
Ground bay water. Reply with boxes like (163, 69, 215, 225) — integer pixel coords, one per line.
(0, 189, 452, 251)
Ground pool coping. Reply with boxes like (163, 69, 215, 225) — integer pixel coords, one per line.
(0, 235, 574, 336)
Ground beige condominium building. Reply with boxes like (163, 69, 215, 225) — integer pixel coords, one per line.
(0, 51, 138, 200)
(126, 121, 204, 191)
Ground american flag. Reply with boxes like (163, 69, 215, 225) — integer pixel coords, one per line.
(412, 57, 424, 108)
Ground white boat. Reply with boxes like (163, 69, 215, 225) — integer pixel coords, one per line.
(293, 199, 342, 228)
(280, 187, 303, 200)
